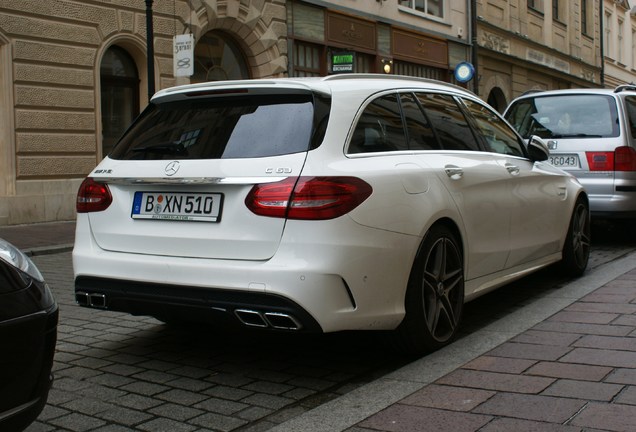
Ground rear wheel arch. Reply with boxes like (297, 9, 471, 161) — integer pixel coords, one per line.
(394, 219, 466, 355)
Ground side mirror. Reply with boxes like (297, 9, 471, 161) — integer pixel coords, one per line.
(527, 135, 549, 162)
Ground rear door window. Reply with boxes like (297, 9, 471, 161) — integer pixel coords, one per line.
(505, 94, 619, 139)
(415, 93, 481, 151)
(400, 93, 441, 151)
(110, 93, 326, 160)
(462, 98, 525, 157)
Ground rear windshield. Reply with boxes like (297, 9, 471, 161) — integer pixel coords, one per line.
(505, 94, 619, 139)
(109, 92, 329, 160)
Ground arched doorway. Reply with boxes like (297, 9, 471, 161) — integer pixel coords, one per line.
(487, 87, 507, 114)
(100, 46, 140, 157)
(193, 31, 250, 82)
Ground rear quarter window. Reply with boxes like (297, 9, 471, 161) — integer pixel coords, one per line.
(624, 96, 636, 139)
(110, 93, 328, 160)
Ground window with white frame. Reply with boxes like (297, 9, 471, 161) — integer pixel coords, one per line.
(605, 11, 612, 59)
(618, 19, 624, 64)
(399, 0, 444, 19)
(632, 28, 636, 69)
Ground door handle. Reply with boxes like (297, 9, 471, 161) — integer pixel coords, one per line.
(505, 163, 520, 176)
(444, 166, 464, 180)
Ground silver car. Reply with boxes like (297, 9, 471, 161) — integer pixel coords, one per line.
(504, 85, 636, 219)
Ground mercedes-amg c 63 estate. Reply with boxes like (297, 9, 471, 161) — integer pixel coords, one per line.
(73, 74, 590, 354)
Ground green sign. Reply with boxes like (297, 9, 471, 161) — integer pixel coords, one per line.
(331, 52, 354, 73)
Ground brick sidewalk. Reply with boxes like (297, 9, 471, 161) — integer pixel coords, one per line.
(352, 269, 636, 432)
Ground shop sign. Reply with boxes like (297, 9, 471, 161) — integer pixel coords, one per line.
(326, 12, 375, 51)
(392, 29, 448, 68)
(332, 52, 355, 73)
(173, 34, 194, 77)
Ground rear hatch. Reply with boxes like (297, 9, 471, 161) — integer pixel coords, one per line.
(504, 93, 622, 197)
(84, 85, 330, 260)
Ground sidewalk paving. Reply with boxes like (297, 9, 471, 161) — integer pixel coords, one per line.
(0, 220, 75, 255)
(274, 252, 636, 432)
(3, 220, 636, 431)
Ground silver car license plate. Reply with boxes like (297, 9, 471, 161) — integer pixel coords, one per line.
(548, 154, 580, 168)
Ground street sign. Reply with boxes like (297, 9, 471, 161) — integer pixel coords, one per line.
(173, 34, 194, 77)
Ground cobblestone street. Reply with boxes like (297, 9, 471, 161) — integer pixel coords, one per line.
(28, 252, 407, 432)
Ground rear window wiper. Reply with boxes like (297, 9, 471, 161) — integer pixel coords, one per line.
(131, 141, 187, 155)
(551, 133, 603, 138)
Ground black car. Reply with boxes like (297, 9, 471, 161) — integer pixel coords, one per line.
(0, 238, 57, 432)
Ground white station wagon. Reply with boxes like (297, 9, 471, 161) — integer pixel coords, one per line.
(73, 74, 590, 354)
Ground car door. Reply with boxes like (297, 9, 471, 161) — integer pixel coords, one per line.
(460, 97, 568, 268)
(408, 92, 512, 281)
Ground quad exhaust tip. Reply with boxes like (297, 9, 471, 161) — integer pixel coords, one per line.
(235, 309, 302, 331)
(75, 292, 107, 309)
(74, 294, 301, 330)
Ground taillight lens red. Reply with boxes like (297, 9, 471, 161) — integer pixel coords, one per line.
(76, 178, 112, 213)
(245, 176, 373, 220)
(586, 146, 636, 172)
(614, 146, 636, 171)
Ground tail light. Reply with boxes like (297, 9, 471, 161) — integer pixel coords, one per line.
(245, 176, 372, 220)
(614, 146, 636, 171)
(77, 178, 112, 213)
(586, 146, 636, 172)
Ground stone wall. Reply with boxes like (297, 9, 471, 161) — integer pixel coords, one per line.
(0, 0, 288, 225)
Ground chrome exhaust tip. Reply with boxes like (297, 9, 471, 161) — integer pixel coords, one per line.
(75, 291, 89, 306)
(75, 292, 107, 309)
(89, 293, 107, 309)
(234, 309, 268, 328)
(264, 312, 302, 330)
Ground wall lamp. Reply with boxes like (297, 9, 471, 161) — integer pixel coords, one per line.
(381, 59, 393, 74)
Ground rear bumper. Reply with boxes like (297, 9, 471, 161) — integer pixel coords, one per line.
(73, 215, 419, 332)
(75, 276, 322, 332)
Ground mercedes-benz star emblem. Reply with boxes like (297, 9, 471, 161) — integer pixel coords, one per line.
(164, 161, 180, 176)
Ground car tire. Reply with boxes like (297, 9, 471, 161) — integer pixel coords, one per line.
(560, 196, 591, 277)
(394, 224, 465, 355)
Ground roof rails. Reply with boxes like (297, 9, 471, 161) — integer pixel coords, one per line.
(521, 89, 545, 96)
(322, 73, 473, 95)
(614, 84, 636, 93)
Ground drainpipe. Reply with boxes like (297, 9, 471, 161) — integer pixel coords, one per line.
(470, 0, 479, 95)
(599, 0, 604, 87)
(145, 0, 156, 100)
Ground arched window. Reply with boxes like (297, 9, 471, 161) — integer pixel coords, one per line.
(193, 31, 250, 82)
(100, 46, 140, 157)
(487, 87, 507, 114)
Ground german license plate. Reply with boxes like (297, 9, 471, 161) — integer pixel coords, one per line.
(132, 192, 222, 222)
(548, 154, 580, 168)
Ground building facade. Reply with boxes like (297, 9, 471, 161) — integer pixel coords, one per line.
(286, 1, 469, 81)
(476, 0, 603, 112)
(0, 0, 290, 226)
(602, 0, 636, 88)
(0, 0, 470, 226)
(2, 1, 624, 226)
